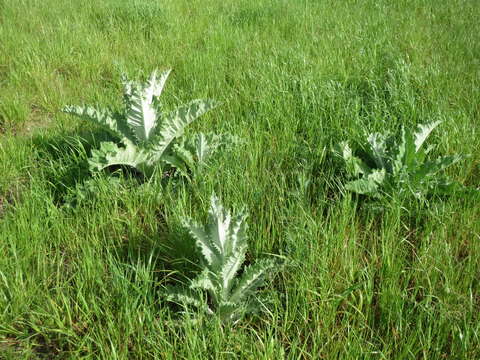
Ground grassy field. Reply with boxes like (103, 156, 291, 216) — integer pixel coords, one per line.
(1, 0, 480, 358)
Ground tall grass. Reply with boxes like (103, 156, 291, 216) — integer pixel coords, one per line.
(1, 0, 479, 358)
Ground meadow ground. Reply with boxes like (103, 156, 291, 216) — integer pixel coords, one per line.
(1, 0, 479, 358)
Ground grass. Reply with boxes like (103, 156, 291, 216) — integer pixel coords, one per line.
(1, 0, 479, 358)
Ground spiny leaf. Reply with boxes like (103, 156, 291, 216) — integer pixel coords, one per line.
(334, 141, 371, 177)
(230, 258, 280, 304)
(64, 70, 224, 179)
(217, 302, 240, 322)
(414, 121, 441, 152)
(171, 143, 196, 174)
(62, 105, 134, 143)
(195, 132, 213, 165)
(88, 141, 151, 174)
(367, 132, 388, 169)
(167, 195, 283, 324)
(344, 169, 386, 195)
(225, 210, 248, 255)
(147, 69, 172, 98)
(123, 69, 173, 142)
(123, 73, 166, 142)
(164, 286, 203, 309)
(207, 194, 231, 257)
(393, 126, 417, 172)
(414, 154, 464, 179)
(169, 132, 240, 177)
(149, 99, 217, 163)
(124, 88, 158, 142)
(220, 248, 246, 295)
(431, 178, 476, 196)
(190, 268, 216, 292)
(162, 152, 191, 178)
(392, 127, 407, 175)
(184, 219, 219, 266)
(338, 122, 469, 199)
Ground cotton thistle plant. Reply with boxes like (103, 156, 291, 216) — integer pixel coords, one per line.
(164, 195, 283, 324)
(334, 121, 468, 199)
(63, 69, 228, 178)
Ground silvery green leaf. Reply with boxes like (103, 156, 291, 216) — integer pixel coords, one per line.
(414, 154, 464, 179)
(220, 248, 246, 295)
(195, 132, 213, 164)
(367, 132, 388, 169)
(184, 219, 218, 267)
(121, 70, 171, 142)
(168, 195, 282, 324)
(170, 132, 239, 177)
(190, 268, 216, 292)
(148, 69, 172, 98)
(217, 302, 240, 322)
(345, 168, 386, 195)
(64, 70, 219, 179)
(88, 142, 155, 175)
(162, 153, 191, 178)
(338, 121, 469, 199)
(88, 141, 152, 174)
(334, 141, 371, 177)
(391, 127, 407, 175)
(431, 178, 477, 196)
(171, 142, 196, 174)
(226, 209, 248, 255)
(149, 99, 217, 163)
(392, 126, 416, 173)
(191, 132, 238, 164)
(63, 105, 135, 144)
(230, 258, 279, 304)
(124, 69, 171, 142)
(207, 194, 232, 258)
(164, 286, 203, 309)
(414, 121, 441, 153)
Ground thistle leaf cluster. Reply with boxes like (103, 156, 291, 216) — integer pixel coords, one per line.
(63, 70, 227, 178)
(335, 121, 467, 199)
(164, 195, 283, 323)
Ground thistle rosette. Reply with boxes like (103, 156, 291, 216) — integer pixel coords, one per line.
(64, 69, 225, 177)
(164, 195, 283, 324)
(335, 122, 468, 198)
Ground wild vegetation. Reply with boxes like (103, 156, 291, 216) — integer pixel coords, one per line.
(334, 121, 470, 199)
(63, 69, 220, 178)
(1, 0, 479, 359)
(164, 194, 283, 324)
